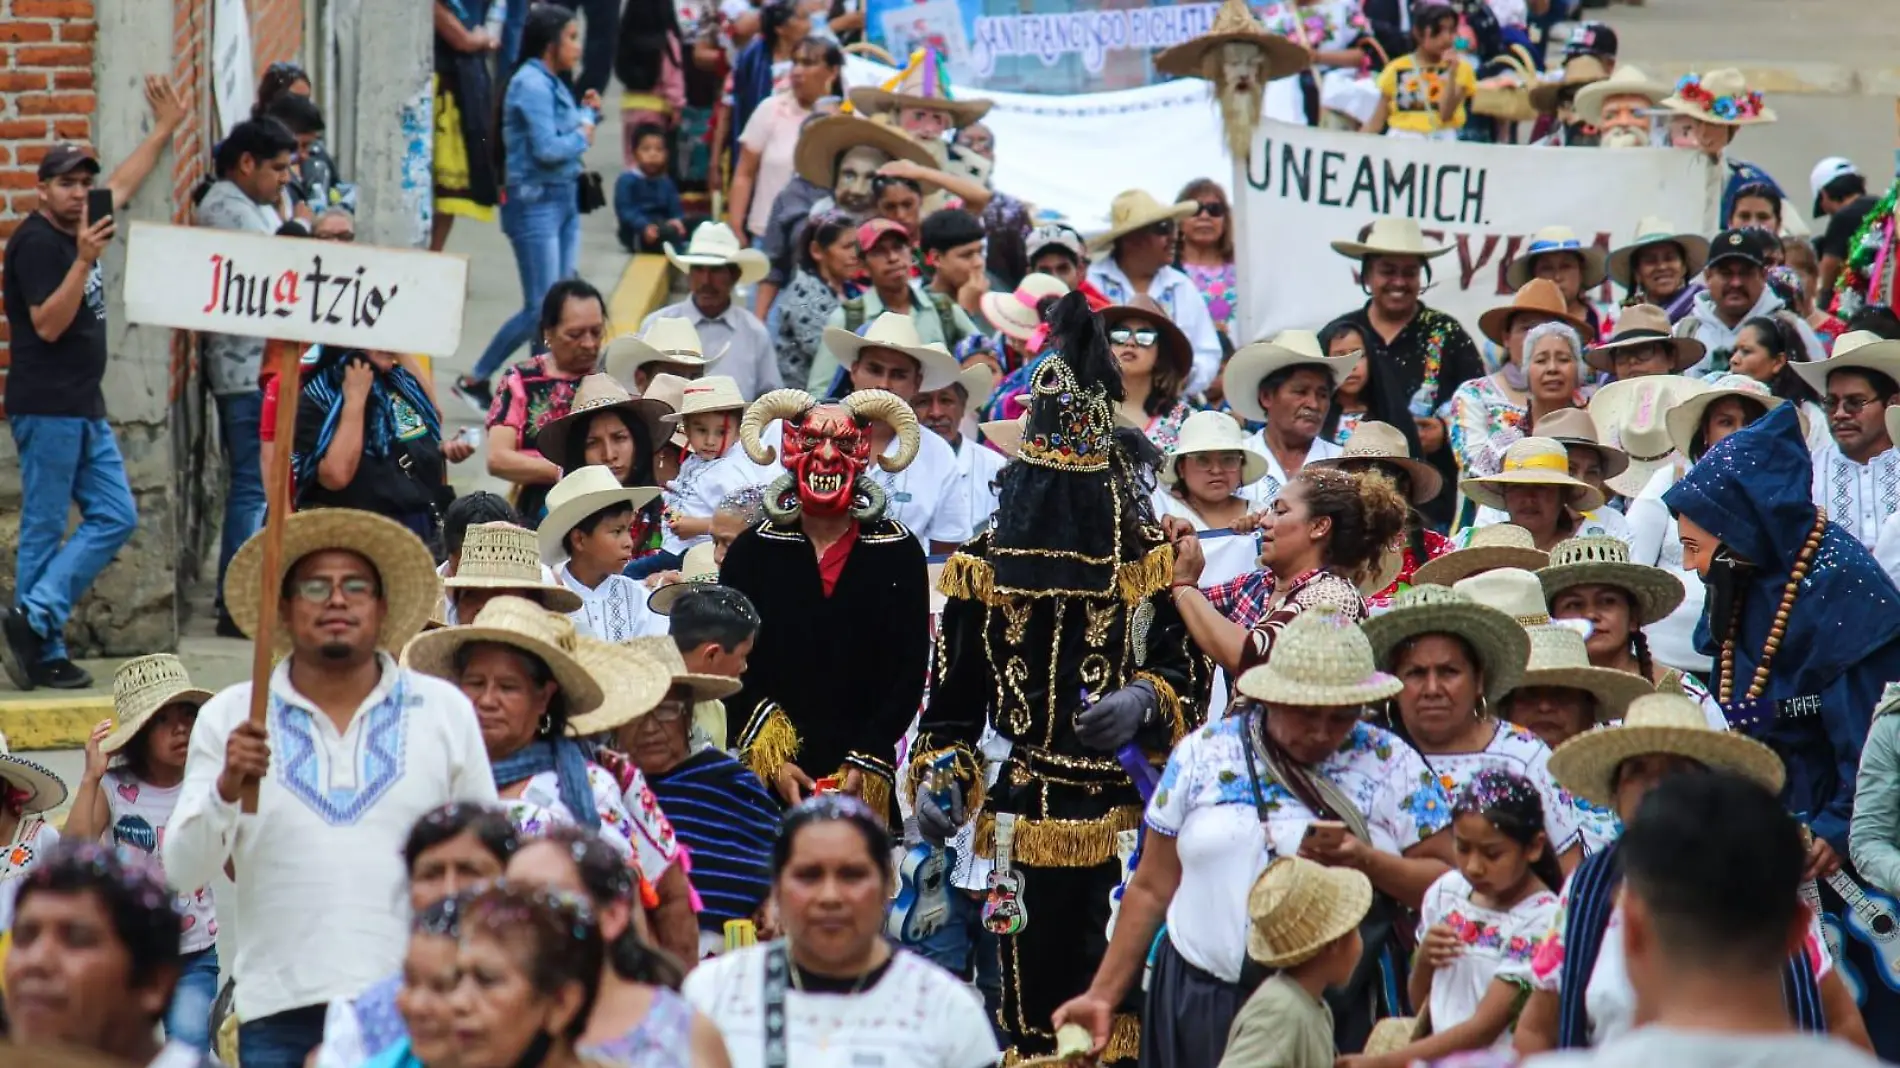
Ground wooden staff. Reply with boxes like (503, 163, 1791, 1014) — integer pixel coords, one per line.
(240, 337, 307, 814)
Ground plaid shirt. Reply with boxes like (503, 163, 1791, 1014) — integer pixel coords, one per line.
(1204, 571, 1275, 630)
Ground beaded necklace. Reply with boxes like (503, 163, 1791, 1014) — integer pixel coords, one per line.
(1717, 511, 1826, 704)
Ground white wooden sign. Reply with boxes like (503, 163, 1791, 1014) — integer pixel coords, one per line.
(123, 223, 469, 357)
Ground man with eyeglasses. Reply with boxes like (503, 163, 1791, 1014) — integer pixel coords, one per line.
(1086, 188, 1224, 396)
(166, 509, 498, 1068)
(1795, 332, 1900, 552)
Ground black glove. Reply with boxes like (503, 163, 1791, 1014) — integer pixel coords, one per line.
(1074, 680, 1158, 752)
(914, 779, 965, 848)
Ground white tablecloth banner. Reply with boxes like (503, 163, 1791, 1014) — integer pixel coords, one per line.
(1233, 120, 1722, 344)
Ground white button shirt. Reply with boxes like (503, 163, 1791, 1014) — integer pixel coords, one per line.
(1811, 439, 1900, 550)
(951, 434, 1007, 535)
(1240, 429, 1344, 506)
(640, 298, 784, 400)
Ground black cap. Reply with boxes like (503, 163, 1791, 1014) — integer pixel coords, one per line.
(1565, 21, 1618, 60)
(37, 142, 100, 181)
(1707, 228, 1768, 270)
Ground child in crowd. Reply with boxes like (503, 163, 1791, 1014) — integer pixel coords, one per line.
(1219, 857, 1372, 1068)
(1365, 1, 1475, 141)
(65, 655, 219, 1052)
(616, 123, 689, 253)
(660, 376, 749, 554)
(541, 466, 670, 641)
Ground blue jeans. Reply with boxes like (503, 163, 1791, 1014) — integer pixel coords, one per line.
(165, 946, 220, 1050)
(238, 1003, 329, 1068)
(912, 889, 1003, 1029)
(9, 415, 138, 661)
(499, 0, 528, 67)
(215, 390, 266, 610)
(473, 182, 580, 382)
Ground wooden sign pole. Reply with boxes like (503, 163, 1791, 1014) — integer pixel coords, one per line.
(240, 337, 306, 814)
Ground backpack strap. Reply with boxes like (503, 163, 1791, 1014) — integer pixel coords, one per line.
(842, 296, 867, 335)
(929, 292, 962, 346)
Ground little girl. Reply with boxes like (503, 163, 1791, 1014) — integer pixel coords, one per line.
(661, 376, 747, 555)
(1347, 768, 1561, 1067)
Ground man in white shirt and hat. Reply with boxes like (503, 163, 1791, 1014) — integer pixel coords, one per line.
(912, 363, 1006, 533)
(1086, 189, 1223, 395)
(640, 221, 782, 399)
(1795, 331, 1900, 551)
(1220, 329, 1355, 505)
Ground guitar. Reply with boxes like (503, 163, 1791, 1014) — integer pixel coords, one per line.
(1825, 868, 1900, 992)
(983, 812, 1028, 936)
(887, 753, 958, 944)
(1802, 878, 1862, 1004)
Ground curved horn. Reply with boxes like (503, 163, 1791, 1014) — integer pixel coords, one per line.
(844, 389, 922, 473)
(739, 388, 815, 466)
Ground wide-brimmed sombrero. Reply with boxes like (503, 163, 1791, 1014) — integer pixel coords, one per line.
(1411, 524, 1548, 588)
(647, 542, 719, 615)
(1087, 189, 1199, 253)
(823, 311, 962, 392)
(1528, 54, 1609, 114)
(1665, 374, 1785, 461)
(0, 732, 67, 815)
(1660, 68, 1776, 127)
(1477, 278, 1592, 346)
(1574, 63, 1667, 127)
(1548, 692, 1784, 807)
(103, 654, 213, 755)
(1537, 535, 1686, 627)
(1102, 296, 1194, 385)
(1307, 421, 1443, 504)
(604, 317, 728, 387)
(1362, 583, 1531, 703)
(1505, 226, 1610, 291)
(225, 509, 443, 656)
(1162, 410, 1268, 487)
(846, 48, 992, 127)
(1583, 304, 1705, 375)
(537, 466, 662, 565)
(1154, 0, 1310, 83)
(1460, 437, 1606, 513)
(1504, 624, 1656, 723)
(1535, 407, 1629, 481)
(535, 374, 674, 471)
(441, 523, 583, 614)
(1223, 330, 1357, 424)
(1330, 217, 1452, 261)
(1235, 608, 1403, 708)
(622, 634, 742, 704)
(1246, 855, 1373, 968)
(1791, 330, 1900, 396)
(565, 636, 675, 736)
(1589, 374, 1709, 498)
(1606, 216, 1710, 290)
(664, 221, 770, 285)
(980, 273, 1068, 343)
(792, 114, 940, 191)
(402, 595, 605, 719)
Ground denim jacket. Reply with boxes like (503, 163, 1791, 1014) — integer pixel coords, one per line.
(502, 59, 591, 189)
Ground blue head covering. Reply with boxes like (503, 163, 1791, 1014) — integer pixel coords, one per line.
(1721, 160, 1784, 230)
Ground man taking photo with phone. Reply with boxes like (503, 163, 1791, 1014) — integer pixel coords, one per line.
(0, 75, 187, 692)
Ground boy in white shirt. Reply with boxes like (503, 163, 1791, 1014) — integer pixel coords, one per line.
(662, 375, 749, 555)
(539, 466, 669, 642)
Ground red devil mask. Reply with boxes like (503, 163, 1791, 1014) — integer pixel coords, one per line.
(739, 388, 925, 523)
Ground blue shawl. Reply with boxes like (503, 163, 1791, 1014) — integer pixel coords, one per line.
(492, 737, 600, 831)
(292, 349, 442, 494)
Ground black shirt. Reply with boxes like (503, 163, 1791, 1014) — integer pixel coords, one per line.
(2, 211, 108, 418)
(1818, 194, 1878, 262)
(292, 377, 447, 517)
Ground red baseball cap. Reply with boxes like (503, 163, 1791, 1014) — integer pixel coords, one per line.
(857, 217, 911, 251)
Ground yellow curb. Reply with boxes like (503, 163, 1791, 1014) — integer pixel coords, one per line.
(0, 694, 112, 751)
(610, 253, 675, 338)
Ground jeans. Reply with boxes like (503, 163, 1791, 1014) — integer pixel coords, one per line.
(215, 390, 267, 610)
(574, 0, 619, 97)
(911, 889, 1003, 1033)
(237, 1003, 329, 1068)
(165, 946, 220, 1050)
(473, 182, 581, 382)
(499, 0, 528, 68)
(9, 415, 138, 661)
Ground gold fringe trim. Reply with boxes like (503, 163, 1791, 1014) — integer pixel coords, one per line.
(938, 553, 994, 602)
(1116, 543, 1174, 606)
(906, 743, 987, 816)
(1135, 671, 1187, 746)
(1106, 1013, 1142, 1063)
(842, 763, 893, 826)
(740, 707, 800, 785)
(972, 805, 1143, 866)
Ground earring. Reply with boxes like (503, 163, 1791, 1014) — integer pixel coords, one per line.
(1474, 695, 1489, 722)
(539, 712, 553, 736)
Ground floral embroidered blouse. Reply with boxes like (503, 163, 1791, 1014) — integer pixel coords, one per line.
(1143, 399, 1199, 452)
(1366, 527, 1456, 610)
(1238, 567, 1369, 675)
(1418, 869, 1560, 1042)
(504, 762, 682, 886)
(1183, 260, 1238, 337)
(488, 352, 586, 520)
(1448, 374, 1526, 482)
(1410, 719, 1583, 857)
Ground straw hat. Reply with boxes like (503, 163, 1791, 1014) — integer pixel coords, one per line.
(665, 221, 770, 284)
(1245, 856, 1373, 968)
(647, 542, 719, 615)
(846, 48, 992, 126)
(622, 634, 742, 703)
(1574, 63, 1668, 127)
(1583, 305, 1706, 374)
(980, 273, 1068, 342)
(1306, 421, 1443, 504)
(605, 320, 727, 386)
(1361, 584, 1531, 703)
(1504, 624, 1655, 722)
(1153, 0, 1310, 83)
(102, 655, 212, 755)
(402, 596, 605, 719)
(442, 523, 584, 613)
(1528, 54, 1609, 114)
(662, 375, 748, 423)
(1234, 608, 1403, 708)
(1460, 437, 1607, 513)
(1363, 1018, 1426, 1058)
(1505, 227, 1610, 292)
(1660, 69, 1776, 127)
(1103, 295, 1194, 384)
(537, 466, 662, 565)
(1411, 524, 1548, 588)
(533, 374, 674, 476)
(225, 509, 442, 656)
(1665, 374, 1785, 459)
(1452, 566, 1554, 627)
(1607, 216, 1710, 289)
(1588, 374, 1708, 498)
(1790, 329, 1900, 395)
(643, 371, 692, 449)
(1161, 411, 1268, 488)
(822, 311, 962, 392)
(1535, 408, 1629, 480)
(981, 416, 1027, 459)
(959, 363, 998, 409)
(565, 637, 676, 736)
(792, 114, 940, 191)
(1222, 330, 1358, 423)
(0, 731, 65, 816)
(1477, 278, 1592, 346)
(1538, 536, 1686, 626)
(1547, 692, 1784, 807)
(1330, 218, 1451, 261)
(1086, 189, 1198, 253)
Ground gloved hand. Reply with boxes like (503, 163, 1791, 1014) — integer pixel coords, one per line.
(915, 779, 965, 848)
(1074, 680, 1158, 752)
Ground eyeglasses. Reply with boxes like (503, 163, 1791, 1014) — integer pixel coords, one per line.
(651, 700, 690, 722)
(292, 576, 379, 603)
(1108, 328, 1159, 347)
(1192, 201, 1227, 219)
(1145, 222, 1177, 238)
(1825, 395, 1886, 415)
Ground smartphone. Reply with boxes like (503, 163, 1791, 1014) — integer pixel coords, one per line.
(85, 188, 113, 230)
(811, 777, 841, 795)
(1304, 819, 1347, 846)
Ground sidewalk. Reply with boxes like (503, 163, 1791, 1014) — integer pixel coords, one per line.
(1587, 0, 1900, 96)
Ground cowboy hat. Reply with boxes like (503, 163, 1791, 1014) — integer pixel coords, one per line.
(1660, 68, 1776, 127)
(402, 596, 605, 720)
(1162, 410, 1269, 487)
(1477, 278, 1593, 346)
(1606, 217, 1710, 289)
(103, 655, 212, 756)
(1665, 373, 1786, 460)
(647, 541, 719, 615)
(441, 522, 584, 614)
(1583, 305, 1706, 375)
(822, 311, 963, 392)
(1791, 329, 1900, 395)
(1460, 437, 1607, 513)
(1548, 692, 1784, 807)
(605, 317, 728, 385)
(1154, 0, 1310, 83)
(537, 465, 662, 565)
(1503, 624, 1656, 722)
(1235, 607, 1403, 708)
(958, 363, 998, 409)
(1102, 296, 1193, 384)
(662, 375, 748, 424)
(846, 48, 992, 127)
(1528, 54, 1609, 114)
(981, 416, 1027, 459)
(1087, 189, 1198, 253)
(1330, 217, 1452, 261)
(1505, 227, 1610, 291)
(621, 634, 742, 704)
(1535, 407, 1630, 480)
(1453, 566, 1553, 626)
(0, 733, 65, 816)
(1538, 535, 1686, 627)
(642, 371, 692, 448)
(225, 510, 443, 656)
(564, 636, 677, 736)
(1306, 421, 1444, 504)
(1361, 583, 1532, 703)
(534, 374, 675, 471)
(665, 221, 770, 285)
(1411, 524, 1548, 588)
(1587, 374, 1709, 498)
(1246, 855, 1374, 968)
(1222, 330, 1358, 424)
(1574, 63, 1668, 127)
(980, 272, 1068, 342)
(792, 114, 941, 191)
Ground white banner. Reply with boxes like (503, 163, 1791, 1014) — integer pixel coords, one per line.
(123, 223, 469, 357)
(1234, 121, 1721, 345)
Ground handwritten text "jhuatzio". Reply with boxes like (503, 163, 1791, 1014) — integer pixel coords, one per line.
(201, 254, 399, 328)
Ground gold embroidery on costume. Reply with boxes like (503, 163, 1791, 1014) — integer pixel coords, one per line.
(1001, 600, 1033, 645)
(1079, 654, 1112, 694)
(1004, 658, 1033, 734)
(1083, 602, 1116, 647)
(738, 705, 800, 783)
